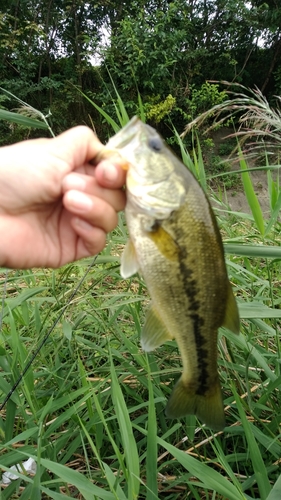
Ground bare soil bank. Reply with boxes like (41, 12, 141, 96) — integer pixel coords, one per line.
(209, 128, 279, 217)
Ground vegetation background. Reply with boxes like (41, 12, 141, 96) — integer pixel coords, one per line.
(0, 1, 281, 499)
(1, 0, 281, 144)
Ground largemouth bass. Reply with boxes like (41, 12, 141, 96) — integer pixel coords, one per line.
(104, 117, 240, 431)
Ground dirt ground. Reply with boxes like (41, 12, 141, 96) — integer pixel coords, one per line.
(210, 128, 276, 217)
(219, 168, 271, 216)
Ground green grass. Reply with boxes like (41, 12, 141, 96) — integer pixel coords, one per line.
(0, 89, 281, 499)
(1, 189, 281, 499)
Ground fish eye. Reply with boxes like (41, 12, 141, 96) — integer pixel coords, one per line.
(148, 137, 163, 152)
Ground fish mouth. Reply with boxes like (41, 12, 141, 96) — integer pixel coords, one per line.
(107, 116, 141, 149)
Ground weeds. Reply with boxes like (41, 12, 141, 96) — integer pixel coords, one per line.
(0, 87, 281, 499)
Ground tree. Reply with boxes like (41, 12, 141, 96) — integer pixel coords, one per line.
(1, 0, 281, 144)
(100, 0, 261, 132)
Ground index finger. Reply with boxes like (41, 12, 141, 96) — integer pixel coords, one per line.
(94, 156, 127, 189)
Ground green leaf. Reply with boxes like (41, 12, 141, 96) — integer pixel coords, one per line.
(39, 458, 117, 500)
(238, 149, 265, 236)
(62, 320, 72, 341)
(137, 91, 146, 123)
(266, 475, 281, 500)
(265, 190, 281, 236)
(232, 386, 271, 500)
(4, 400, 17, 441)
(107, 71, 130, 126)
(224, 243, 281, 259)
(238, 301, 281, 319)
(77, 88, 120, 133)
(157, 436, 245, 500)
(1, 427, 39, 448)
(222, 329, 277, 382)
(2, 287, 47, 318)
(146, 355, 158, 500)
(40, 487, 73, 500)
(0, 109, 48, 129)
(110, 353, 140, 499)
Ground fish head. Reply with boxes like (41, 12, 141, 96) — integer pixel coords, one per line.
(106, 116, 186, 219)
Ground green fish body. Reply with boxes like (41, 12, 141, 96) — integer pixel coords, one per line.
(106, 117, 240, 431)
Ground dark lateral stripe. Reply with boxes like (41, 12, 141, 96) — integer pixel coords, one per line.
(179, 248, 209, 395)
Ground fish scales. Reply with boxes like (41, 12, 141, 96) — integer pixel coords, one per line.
(127, 187, 227, 393)
(103, 116, 240, 431)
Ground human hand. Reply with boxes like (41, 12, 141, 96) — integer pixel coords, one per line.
(0, 126, 126, 268)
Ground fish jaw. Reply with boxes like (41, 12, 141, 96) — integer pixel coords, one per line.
(107, 117, 187, 218)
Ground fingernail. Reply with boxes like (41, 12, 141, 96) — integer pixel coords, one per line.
(64, 174, 87, 191)
(102, 162, 118, 182)
(67, 191, 93, 211)
(73, 218, 93, 231)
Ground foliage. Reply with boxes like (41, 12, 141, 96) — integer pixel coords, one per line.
(218, 138, 237, 156)
(146, 94, 176, 124)
(1, 202, 281, 498)
(185, 83, 228, 122)
(183, 82, 281, 165)
(1, 87, 281, 499)
(1, 1, 281, 144)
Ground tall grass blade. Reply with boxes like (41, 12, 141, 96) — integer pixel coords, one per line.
(107, 70, 130, 126)
(0, 87, 54, 135)
(232, 385, 271, 499)
(267, 163, 278, 213)
(90, 384, 126, 470)
(78, 88, 120, 132)
(173, 126, 197, 177)
(5, 400, 17, 441)
(30, 423, 42, 500)
(102, 462, 128, 500)
(77, 417, 126, 499)
(0, 109, 48, 129)
(1, 479, 22, 499)
(238, 301, 281, 319)
(110, 351, 140, 499)
(195, 136, 207, 191)
(238, 147, 265, 236)
(145, 354, 158, 500)
(137, 91, 146, 123)
(266, 475, 281, 500)
(264, 190, 281, 236)
(1, 427, 39, 448)
(1, 286, 47, 318)
(39, 457, 117, 500)
(224, 243, 281, 258)
(156, 436, 245, 500)
(39, 488, 73, 500)
(222, 329, 277, 382)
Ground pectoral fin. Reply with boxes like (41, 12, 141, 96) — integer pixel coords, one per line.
(222, 282, 240, 334)
(120, 239, 139, 278)
(141, 305, 173, 352)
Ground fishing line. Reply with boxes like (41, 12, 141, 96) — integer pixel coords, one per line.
(0, 268, 8, 334)
(0, 256, 98, 411)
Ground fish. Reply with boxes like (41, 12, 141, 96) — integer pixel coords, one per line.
(103, 116, 240, 431)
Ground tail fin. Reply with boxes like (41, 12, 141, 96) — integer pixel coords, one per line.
(165, 376, 225, 431)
